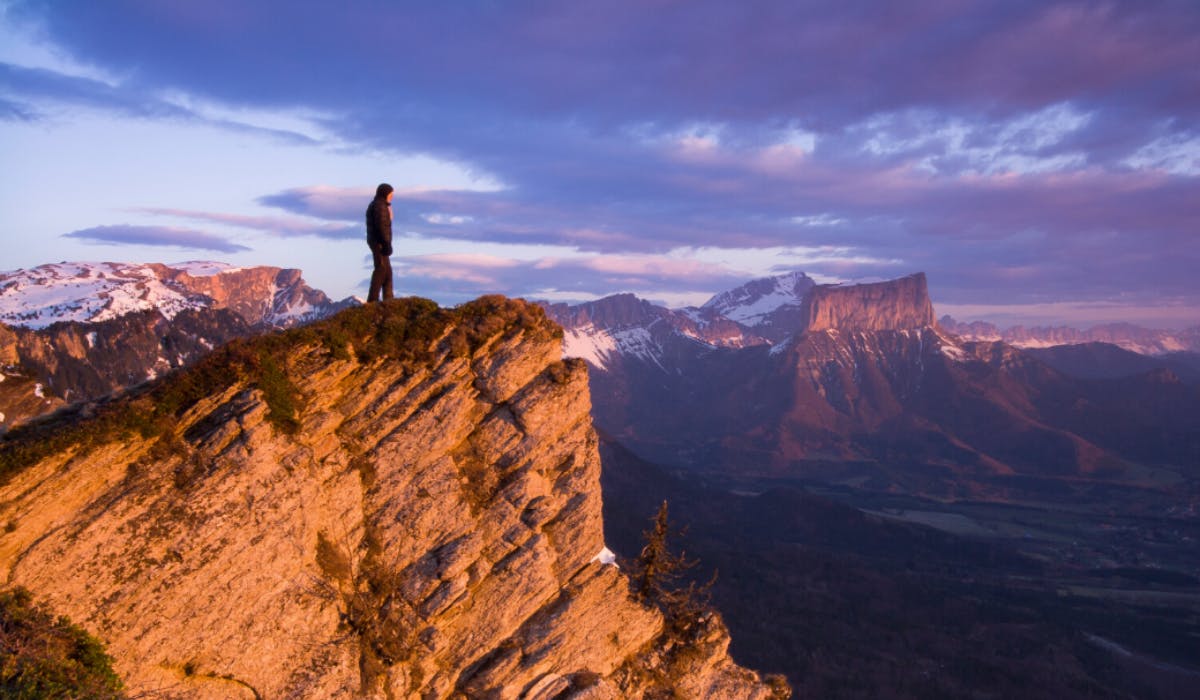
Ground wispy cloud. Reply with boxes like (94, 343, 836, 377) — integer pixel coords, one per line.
(0, 96, 38, 121)
(62, 224, 251, 253)
(135, 207, 357, 239)
(0, 61, 319, 144)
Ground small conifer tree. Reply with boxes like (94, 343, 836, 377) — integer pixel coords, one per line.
(631, 501, 715, 639)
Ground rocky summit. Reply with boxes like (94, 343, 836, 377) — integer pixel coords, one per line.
(0, 297, 780, 699)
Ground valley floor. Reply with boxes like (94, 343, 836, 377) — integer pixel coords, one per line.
(601, 443, 1200, 699)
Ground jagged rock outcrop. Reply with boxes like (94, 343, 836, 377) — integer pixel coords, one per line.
(0, 297, 781, 699)
(800, 273, 934, 332)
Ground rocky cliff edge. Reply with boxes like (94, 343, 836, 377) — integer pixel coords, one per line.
(0, 296, 781, 699)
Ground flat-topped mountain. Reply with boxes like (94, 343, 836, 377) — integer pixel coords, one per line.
(801, 273, 935, 332)
(0, 297, 781, 699)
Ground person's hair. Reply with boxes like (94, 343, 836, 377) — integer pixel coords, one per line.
(375, 183, 394, 199)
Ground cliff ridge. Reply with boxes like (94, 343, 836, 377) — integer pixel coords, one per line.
(0, 297, 780, 699)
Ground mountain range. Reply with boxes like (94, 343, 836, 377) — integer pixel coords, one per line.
(544, 271, 1200, 695)
(939, 315, 1200, 355)
(0, 261, 356, 330)
(543, 272, 1200, 502)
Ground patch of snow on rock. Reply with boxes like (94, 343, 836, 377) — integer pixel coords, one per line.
(172, 261, 240, 277)
(592, 546, 618, 567)
(939, 343, 966, 361)
(269, 299, 316, 325)
(610, 327, 665, 368)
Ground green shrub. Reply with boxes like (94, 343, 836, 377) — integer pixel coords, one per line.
(255, 351, 300, 433)
(0, 587, 125, 699)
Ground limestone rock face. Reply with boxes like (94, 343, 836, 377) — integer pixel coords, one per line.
(0, 297, 780, 699)
(153, 263, 357, 329)
(801, 273, 935, 332)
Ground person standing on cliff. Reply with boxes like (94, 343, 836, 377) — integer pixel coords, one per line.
(365, 183, 395, 302)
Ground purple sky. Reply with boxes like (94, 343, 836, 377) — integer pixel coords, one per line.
(2, 1, 1198, 328)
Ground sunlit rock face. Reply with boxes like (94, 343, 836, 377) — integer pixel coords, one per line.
(800, 273, 935, 333)
(0, 297, 780, 699)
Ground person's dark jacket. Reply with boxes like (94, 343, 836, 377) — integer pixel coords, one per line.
(365, 197, 393, 256)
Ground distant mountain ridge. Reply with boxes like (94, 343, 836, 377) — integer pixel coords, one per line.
(939, 315, 1200, 356)
(543, 271, 936, 372)
(0, 261, 357, 330)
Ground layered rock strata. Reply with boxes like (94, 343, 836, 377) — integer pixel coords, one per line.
(0, 297, 778, 699)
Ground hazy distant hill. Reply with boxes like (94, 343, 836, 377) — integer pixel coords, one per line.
(939, 315, 1200, 356)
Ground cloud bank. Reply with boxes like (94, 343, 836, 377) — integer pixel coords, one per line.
(63, 224, 251, 253)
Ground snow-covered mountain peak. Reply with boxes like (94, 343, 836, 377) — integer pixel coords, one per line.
(700, 270, 815, 326)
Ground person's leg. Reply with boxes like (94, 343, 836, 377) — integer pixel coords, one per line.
(368, 247, 385, 302)
(382, 254, 394, 300)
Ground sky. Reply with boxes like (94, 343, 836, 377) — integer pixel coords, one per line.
(1, 1, 1198, 329)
